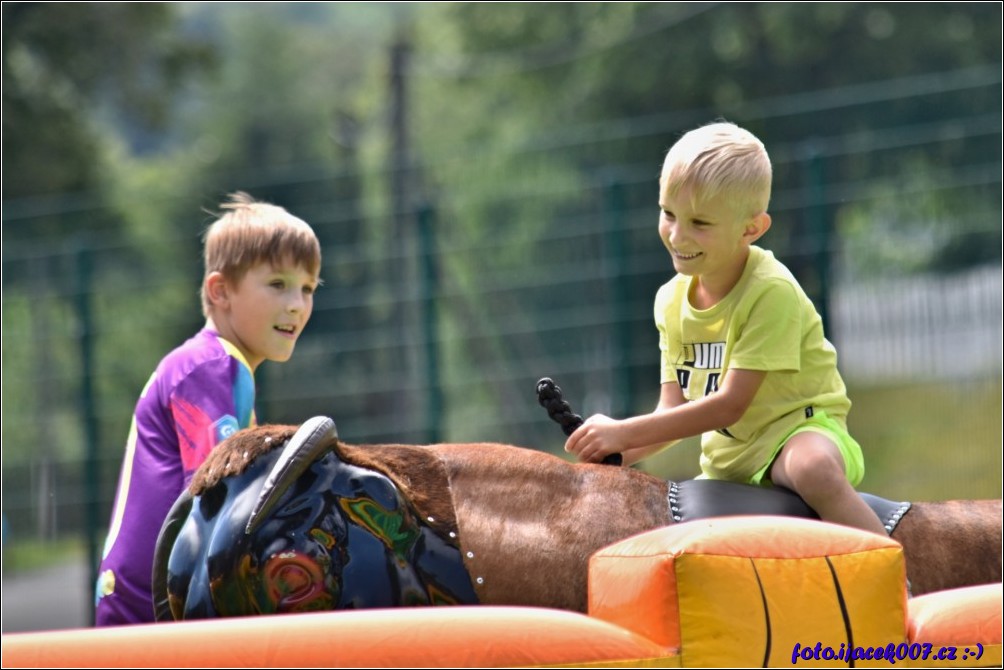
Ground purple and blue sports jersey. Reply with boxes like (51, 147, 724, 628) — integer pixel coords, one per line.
(94, 328, 256, 626)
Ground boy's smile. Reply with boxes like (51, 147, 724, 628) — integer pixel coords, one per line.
(668, 248, 703, 262)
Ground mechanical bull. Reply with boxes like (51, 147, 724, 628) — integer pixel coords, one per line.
(153, 416, 1003, 620)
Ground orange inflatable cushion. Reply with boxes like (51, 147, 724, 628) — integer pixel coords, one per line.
(907, 584, 1002, 668)
(589, 516, 908, 668)
(0, 606, 676, 669)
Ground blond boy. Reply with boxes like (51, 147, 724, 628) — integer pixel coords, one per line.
(565, 122, 887, 537)
(95, 192, 322, 625)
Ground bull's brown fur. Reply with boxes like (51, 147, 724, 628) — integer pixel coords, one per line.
(189, 424, 298, 495)
(892, 498, 1003, 595)
(188, 426, 1003, 613)
(433, 442, 669, 611)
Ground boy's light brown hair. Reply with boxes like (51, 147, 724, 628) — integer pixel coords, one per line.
(660, 121, 773, 220)
(200, 191, 322, 317)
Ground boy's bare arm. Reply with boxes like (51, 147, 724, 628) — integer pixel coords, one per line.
(566, 369, 766, 464)
(619, 383, 686, 466)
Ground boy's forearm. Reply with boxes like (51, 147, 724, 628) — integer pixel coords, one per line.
(621, 392, 744, 453)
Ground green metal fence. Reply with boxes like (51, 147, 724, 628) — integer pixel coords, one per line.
(2, 74, 1001, 595)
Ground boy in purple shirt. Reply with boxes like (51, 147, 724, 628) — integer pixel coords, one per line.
(95, 192, 322, 625)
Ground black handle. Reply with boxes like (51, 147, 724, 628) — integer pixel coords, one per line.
(536, 377, 622, 466)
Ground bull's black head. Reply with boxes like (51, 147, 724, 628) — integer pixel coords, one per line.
(153, 417, 478, 620)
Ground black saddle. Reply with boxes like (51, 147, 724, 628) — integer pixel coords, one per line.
(668, 479, 912, 534)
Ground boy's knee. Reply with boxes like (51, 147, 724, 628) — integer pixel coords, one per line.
(801, 460, 852, 499)
(773, 437, 849, 495)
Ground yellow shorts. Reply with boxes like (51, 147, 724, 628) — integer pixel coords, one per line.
(749, 409, 865, 487)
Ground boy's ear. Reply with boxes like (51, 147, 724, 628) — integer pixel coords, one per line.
(743, 212, 771, 244)
(204, 271, 230, 309)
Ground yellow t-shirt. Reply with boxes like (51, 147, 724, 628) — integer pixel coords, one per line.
(654, 245, 851, 482)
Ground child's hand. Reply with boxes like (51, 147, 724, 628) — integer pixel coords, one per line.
(564, 414, 625, 464)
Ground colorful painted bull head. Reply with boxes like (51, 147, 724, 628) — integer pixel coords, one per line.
(152, 417, 478, 620)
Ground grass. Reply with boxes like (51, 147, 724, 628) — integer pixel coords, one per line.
(847, 378, 1002, 501)
(2, 536, 87, 575)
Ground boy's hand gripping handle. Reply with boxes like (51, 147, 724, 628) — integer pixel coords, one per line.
(535, 377, 623, 466)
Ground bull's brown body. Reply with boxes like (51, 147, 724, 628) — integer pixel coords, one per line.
(194, 426, 1003, 615)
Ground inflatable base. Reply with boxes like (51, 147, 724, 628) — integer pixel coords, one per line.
(4, 517, 999, 668)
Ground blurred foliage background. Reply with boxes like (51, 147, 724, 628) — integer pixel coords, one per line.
(2, 2, 1001, 587)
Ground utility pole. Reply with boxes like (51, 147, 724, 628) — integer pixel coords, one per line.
(388, 35, 419, 439)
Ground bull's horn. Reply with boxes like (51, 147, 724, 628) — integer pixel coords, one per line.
(245, 416, 339, 535)
(152, 488, 194, 621)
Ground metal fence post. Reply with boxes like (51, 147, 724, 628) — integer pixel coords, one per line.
(604, 176, 634, 417)
(806, 148, 832, 334)
(75, 242, 100, 625)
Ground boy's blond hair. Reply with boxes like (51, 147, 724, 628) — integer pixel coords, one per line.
(660, 121, 772, 219)
(200, 191, 322, 317)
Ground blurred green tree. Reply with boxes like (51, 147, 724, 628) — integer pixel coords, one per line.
(2, 3, 214, 233)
